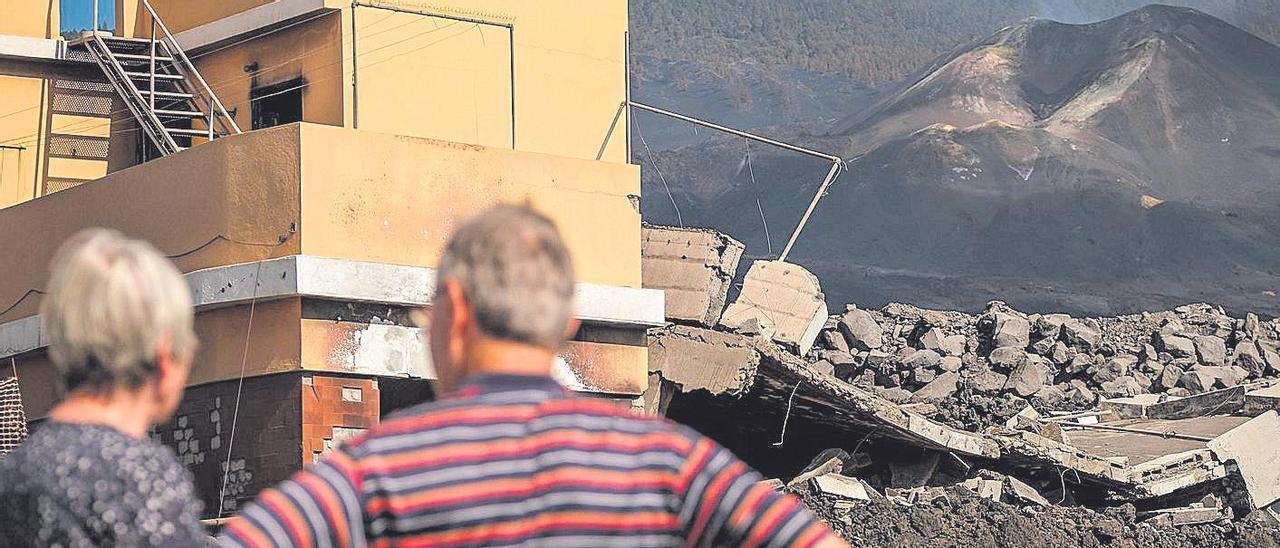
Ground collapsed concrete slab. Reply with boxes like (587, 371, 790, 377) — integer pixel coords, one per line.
(647, 325, 759, 396)
(648, 324, 1248, 501)
(651, 324, 997, 461)
(720, 261, 828, 356)
(1244, 384, 1280, 415)
(1099, 386, 1248, 421)
(1208, 410, 1280, 510)
(642, 226, 745, 327)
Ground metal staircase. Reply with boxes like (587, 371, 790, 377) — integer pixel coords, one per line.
(75, 0, 240, 156)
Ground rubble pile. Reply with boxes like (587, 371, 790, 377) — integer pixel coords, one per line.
(806, 301, 1280, 431)
(640, 225, 1280, 545)
(797, 475, 1280, 548)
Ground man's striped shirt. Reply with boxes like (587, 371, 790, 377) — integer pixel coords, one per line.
(219, 374, 839, 547)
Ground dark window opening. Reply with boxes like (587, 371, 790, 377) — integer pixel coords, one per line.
(378, 378, 436, 418)
(251, 77, 304, 130)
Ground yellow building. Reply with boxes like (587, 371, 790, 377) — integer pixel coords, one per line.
(0, 0, 653, 516)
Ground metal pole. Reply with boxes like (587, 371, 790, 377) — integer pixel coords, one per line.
(624, 30, 631, 162)
(508, 27, 515, 150)
(627, 101, 842, 163)
(92, 0, 99, 33)
(778, 160, 841, 261)
(1056, 421, 1214, 443)
(149, 19, 156, 111)
(208, 96, 215, 141)
(350, 2, 359, 130)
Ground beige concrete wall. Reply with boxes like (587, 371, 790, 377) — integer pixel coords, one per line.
(348, 0, 629, 163)
(296, 123, 641, 288)
(352, 11, 512, 149)
(131, 0, 276, 34)
(0, 0, 59, 38)
(0, 121, 639, 322)
(0, 76, 47, 206)
(0, 124, 302, 323)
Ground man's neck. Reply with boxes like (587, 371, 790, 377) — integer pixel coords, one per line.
(465, 338, 557, 378)
(49, 388, 154, 439)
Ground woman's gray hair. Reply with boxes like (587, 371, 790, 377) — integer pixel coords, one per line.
(437, 205, 577, 350)
(40, 228, 196, 392)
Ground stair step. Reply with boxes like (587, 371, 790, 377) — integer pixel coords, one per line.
(154, 109, 205, 118)
(125, 71, 185, 80)
(111, 53, 176, 63)
(138, 90, 195, 99)
(101, 37, 173, 51)
(164, 127, 213, 136)
(101, 36, 160, 45)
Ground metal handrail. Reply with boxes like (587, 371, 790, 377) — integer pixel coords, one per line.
(87, 31, 180, 151)
(138, 0, 242, 135)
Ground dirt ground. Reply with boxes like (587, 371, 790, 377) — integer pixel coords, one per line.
(803, 487, 1280, 548)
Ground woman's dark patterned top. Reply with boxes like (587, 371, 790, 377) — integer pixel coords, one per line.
(0, 421, 207, 547)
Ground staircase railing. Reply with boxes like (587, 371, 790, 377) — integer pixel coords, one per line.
(85, 30, 178, 153)
(87, 0, 240, 155)
(134, 0, 242, 137)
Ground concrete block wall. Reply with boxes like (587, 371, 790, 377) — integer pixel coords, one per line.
(302, 375, 380, 464)
(152, 374, 302, 518)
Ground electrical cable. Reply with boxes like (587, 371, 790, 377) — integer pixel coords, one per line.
(0, 289, 47, 320)
(773, 380, 803, 446)
(0, 225, 295, 322)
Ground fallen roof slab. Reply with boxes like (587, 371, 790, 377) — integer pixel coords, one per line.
(649, 324, 1245, 500)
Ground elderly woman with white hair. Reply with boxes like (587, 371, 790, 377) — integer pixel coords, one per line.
(0, 229, 206, 547)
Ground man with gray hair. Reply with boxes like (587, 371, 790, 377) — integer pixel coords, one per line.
(222, 205, 844, 547)
(0, 228, 206, 546)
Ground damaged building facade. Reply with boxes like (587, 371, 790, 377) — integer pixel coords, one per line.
(2, 0, 1278, 544)
(0, 0, 661, 516)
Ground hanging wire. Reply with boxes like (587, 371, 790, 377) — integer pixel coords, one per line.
(745, 139, 772, 254)
(216, 258, 263, 518)
(772, 380, 803, 446)
(631, 111, 682, 227)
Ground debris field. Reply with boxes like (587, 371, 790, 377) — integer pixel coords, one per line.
(640, 225, 1280, 546)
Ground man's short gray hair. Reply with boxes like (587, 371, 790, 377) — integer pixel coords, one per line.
(437, 205, 576, 349)
(41, 229, 196, 393)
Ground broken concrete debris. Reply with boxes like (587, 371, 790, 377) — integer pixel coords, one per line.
(1005, 476, 1049, 507)
(641, 227, 1280, 542)
(811, 473, 872, 502)
(640, 225, 744, 327)
(719, 260, 828, 355)
(838, 306, 884, 351)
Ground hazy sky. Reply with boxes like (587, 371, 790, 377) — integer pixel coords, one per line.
(61, 0, 113, 31)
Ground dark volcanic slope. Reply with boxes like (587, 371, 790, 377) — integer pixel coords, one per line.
(831, 5, 1280, 207)
(639, 6, 1280, 316)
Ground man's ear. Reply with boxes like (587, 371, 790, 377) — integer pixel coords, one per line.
(563, 317, 581, 341)
(442, 278, 471, 335)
